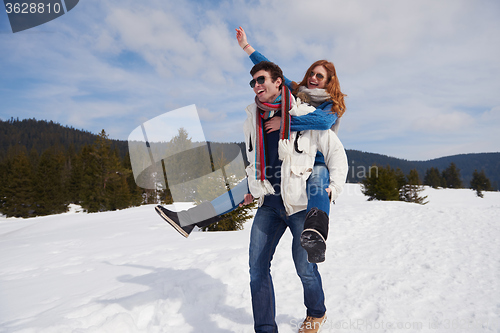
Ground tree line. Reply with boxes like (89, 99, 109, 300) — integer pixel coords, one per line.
(362, 162, 494, 203)
(0, 117, 128, 160)
(0, 130, 145, 217)
(345, 150, 500, 190)
(0, 124, 254, 232)
(1, 118, 494, 219)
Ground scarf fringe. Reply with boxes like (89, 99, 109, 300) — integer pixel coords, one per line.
(256, 179, 275, 196)
(278, 139, 293, 161)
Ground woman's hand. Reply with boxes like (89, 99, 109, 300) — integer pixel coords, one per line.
(235, 26, 248, 48)
(240, 193, 254, 206)
(264, 116, 281, 133)
(235, 26, 255, 55)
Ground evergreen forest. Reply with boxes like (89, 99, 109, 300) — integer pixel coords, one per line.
(0, 118, 253, 227)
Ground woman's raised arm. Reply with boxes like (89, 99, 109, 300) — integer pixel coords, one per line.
(236, 26, 256, 56)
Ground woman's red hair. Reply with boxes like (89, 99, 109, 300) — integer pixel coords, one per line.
(293, 60, 346, 117)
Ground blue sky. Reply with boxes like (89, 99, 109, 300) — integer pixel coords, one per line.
(1, 0, 499, 161)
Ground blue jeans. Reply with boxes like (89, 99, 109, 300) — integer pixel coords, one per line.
(306, 163, 331, 214)
(249, 205, 326, 333)
(211, 163, 330, 216)
(211, 178, 249, 215)
(179, 163, 330, 227)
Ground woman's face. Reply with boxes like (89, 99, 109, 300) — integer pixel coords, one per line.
(307, 65, 328, 90)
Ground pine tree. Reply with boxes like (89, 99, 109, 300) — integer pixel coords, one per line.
(442, 162, 462, 188)
(424, 167, 444, 188)
(79, 130, 135, 212)
(104, 148, 132, 210)
(79, 144, 105, 212)
(67, 149, 84, 204)
(0, 159, 8, 214)
(470, 169, 492, 198)
(196, 149, 254, 232)
(361, 165, 401, 201)
(402, 169, 428, 204)
(123, 151, 145, 206)
(162, 127, 196, 203)
(394, 167, 407, 201)
(201, 202, 256, 232)
(33, 148, 67, 215)
(1, 147, 35, 217)
(28, 147, 39, 175)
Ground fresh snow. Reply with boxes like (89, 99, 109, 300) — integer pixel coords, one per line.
(1, 184, 499, 333)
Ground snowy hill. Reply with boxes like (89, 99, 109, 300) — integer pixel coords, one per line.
(1, 185, 499, 333)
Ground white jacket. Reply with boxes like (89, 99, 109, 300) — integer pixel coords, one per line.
(243, 99, 348, 215)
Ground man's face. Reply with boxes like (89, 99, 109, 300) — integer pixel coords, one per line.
(252, 70, 282, 103)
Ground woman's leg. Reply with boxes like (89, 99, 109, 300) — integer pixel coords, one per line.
(306, 163, 330, 214)
(302, 163, 331, 262)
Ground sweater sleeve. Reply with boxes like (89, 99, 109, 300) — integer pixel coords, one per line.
(249, 50, 293, 90)
(290, 102, 338, 131)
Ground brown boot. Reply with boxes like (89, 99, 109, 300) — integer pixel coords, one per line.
(298, 314, 327, 333)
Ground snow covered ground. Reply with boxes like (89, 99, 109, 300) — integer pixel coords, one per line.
(1, 184, 499, 333)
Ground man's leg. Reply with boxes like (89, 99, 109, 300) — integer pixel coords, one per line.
(156, 179, 249, 237)
(249, 206, 287, 333)
(288, 210, 326, 318)
(211, 178, 249, 215)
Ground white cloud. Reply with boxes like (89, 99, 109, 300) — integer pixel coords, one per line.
(1, 0, 499, 160)
(413, 110, 474, 133)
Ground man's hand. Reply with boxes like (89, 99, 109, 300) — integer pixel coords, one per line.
(239, 193, 254, 206)
(264, 116, 281, 133)
(326, 187, 332, 200)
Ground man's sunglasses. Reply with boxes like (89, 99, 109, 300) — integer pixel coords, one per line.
(250, 75, 266, 88)
(310, 71, 325, 81)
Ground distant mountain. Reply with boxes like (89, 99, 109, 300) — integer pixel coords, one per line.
(346, 149, 500, 190)
(2, 118, 498, 190)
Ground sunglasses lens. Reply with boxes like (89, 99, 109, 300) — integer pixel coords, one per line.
(310, 71, 325, 80)
(250, 76, 266, 88)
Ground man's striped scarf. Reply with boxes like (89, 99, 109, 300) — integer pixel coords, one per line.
(254, 85, 293, 182)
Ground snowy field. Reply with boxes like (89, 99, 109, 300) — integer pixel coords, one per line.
(1, 184, 499, 333)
